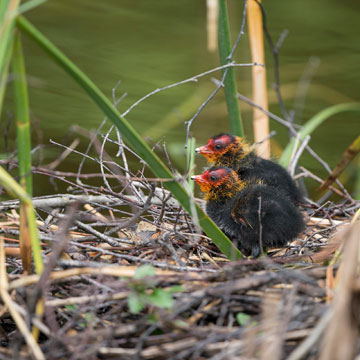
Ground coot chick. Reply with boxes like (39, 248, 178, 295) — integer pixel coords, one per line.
(195, 133, 303, 206)
(191, 167, 305, 257)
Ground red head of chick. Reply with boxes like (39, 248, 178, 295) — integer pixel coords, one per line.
(191, 167, 305, 258)
(196, 133, 303, 206)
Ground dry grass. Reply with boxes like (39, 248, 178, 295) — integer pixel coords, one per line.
(1, 115, 359, 359)
(1, 170, 359, 359)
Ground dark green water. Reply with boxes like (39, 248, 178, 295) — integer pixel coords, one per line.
(2, 0, 360, 197)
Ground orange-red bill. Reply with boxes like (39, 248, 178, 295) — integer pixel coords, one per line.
(195, 145, 213, 154)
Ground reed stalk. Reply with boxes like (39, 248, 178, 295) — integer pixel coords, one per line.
(218, 0, 244, 137)
(0, 0, 19, 75)
(12, 30, 35, 274)
(0, 0, 18, 115)
(319, 135, 360, 191)
(12, 31, 32, 196)
(279, 103, 360, 167)
(247, 0, 270, 158)
(0, 37, 12, 117)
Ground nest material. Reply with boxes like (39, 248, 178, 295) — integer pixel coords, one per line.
(1, 123, 359, 359)
(1, 182, 359, 359)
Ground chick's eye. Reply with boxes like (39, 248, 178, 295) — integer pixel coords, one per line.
(215, 143, 222, 150)
(210, 175, 217, 181)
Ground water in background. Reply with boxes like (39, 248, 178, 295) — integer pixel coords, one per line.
(2, 0, 360, 197)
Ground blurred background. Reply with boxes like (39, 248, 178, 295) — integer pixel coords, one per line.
(1, 0, 359, 197)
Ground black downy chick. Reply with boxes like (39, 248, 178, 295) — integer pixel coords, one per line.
(196, 133, 303, 206)
(191, 167, 305, 257)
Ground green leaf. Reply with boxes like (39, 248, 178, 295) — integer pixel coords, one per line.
(218, 0, 244, 136)
(236, 312, 251, 326)
(83, 313, 92, 322)
(79, 312, 93, 328)
(12, 31, 32, 196)
(147, 313, 158, 324)
(147, 289, 173, 309)
(0, 29, 13, 117)
(279, 103, 360, 167)
(128, 292, 145, 314)
(0, 0, 19, 77)
(173, 319, 189, 329)
(166, 285, 185, 294)
(17, 0, 47, 15)
(134, 264, 156, 279)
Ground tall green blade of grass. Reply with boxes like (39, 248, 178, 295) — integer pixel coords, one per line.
(279, 103, 360, 167)
(218, 0, 244, 137)
(12, 30, 39, 275)
(0, 37, 12, 117)
(0, 0, 19, 76)
(0, 0, 18, 115)
(12, 31, 32, 196)
(17, 0, 47, 15)
(17, 16, 242, 260)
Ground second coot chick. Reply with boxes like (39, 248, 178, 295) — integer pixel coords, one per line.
(191, 167, 305, 257)
(196, 133, 303, 206)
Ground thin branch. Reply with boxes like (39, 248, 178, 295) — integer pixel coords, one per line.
(257, 0, 290, 121)
(289, 135, 310, 176)
(122, 62, 260, 119)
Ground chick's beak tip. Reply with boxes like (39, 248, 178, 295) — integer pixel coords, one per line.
(191, 175, 204, 183)
(195, 145, 212, 154)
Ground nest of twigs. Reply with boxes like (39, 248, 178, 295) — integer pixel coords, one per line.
(1, 130, 360, 360)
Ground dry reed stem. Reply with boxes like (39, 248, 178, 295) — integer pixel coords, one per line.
(0, 239, 45, 360)
(325, 266, 334, 304)
(187, 298, 222, 325)
(8, 265, 186, 290)
(247, 0, 270, 158)
(319, 135, 360, 191)
(19, 203, 31, 273)
(99, 337, 199, 359)
(206, 0, 218, 52)
(4, 247, 21, 256)
(308, 217, 345, 227)
(287, 308, 333, 360)
(259, 292, 283, 360)
(46, 290, 129, 307)
(319, 222, 360, 360)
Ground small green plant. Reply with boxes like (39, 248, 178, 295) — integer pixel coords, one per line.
(128, 265, 184, 314)
(236, 312, 257, 327)
(79, 312, 94, 329)
(64, 304, 78, 312)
